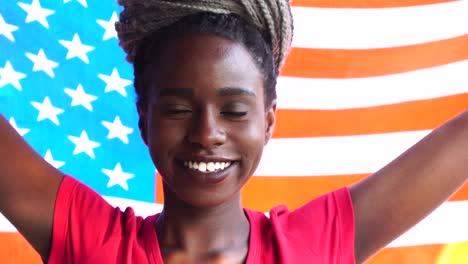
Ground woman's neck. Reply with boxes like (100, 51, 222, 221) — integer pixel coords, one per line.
(155, 190, 250, 262)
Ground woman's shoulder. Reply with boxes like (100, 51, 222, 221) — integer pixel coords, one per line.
(50, 175, 160, 263)
(243, 187, 355, 263)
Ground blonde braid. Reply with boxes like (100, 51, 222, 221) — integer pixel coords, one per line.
(116, 0, 293, 70)
(251, 0, 279, 64)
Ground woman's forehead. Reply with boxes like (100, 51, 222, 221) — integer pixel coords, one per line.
(145, 34, 264, 97)
(155, 33, 257, 67)
(155, 86, 257, 98)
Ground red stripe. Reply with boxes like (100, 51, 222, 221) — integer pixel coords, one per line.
(291, 0, 458, 8)
(366, 244, 444, 264)
(0, 233, 41, 263)
(281, 35, 468, 78)
(156, 173, 164, 204)
(155, 172, 468, 212)
(273, 94, 468, 138)
(241, 176, 468, 212)
(0, 233, 462, 263)
(242, 174, 367, 211)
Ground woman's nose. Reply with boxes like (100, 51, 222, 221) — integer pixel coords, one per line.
(187, 110, 226, 148)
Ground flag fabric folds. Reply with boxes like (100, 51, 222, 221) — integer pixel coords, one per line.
(0, 0, 467, 263)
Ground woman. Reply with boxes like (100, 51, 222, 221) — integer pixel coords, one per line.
(0, 0, 467, 263)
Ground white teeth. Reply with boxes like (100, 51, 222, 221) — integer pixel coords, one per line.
(198, 162, 207, 172)
(207, 162, 215, 172)
(184, 161, 232, 172)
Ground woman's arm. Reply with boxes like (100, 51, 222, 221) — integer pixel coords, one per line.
(0, 114, 63, 260)
(350, 110, 468, 263)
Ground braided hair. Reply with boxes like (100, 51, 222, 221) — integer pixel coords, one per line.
(115, 0, 294, 110)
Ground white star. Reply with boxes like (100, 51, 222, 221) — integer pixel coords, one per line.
(63, 0, 87, 8)
(25, 49, 59, 78)
(0, 13, 19, 42)
(64, 84, 97, 111)
(0, 61, 27, 91)
(68, 130, 101, 159)
(18, 0, 55, 29)
(44, 150, 65, 169)
(31, 96, 64, 125)
(102, 116, 134, 144)
(98, 68, 132, 97)
(59, 33, 95, 64)
(96, 12, 118, 41)
(102, 163, 134, 191)
(9, 118, 30, 136)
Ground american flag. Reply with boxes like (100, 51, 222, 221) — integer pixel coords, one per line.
(0, 0, 467, 263)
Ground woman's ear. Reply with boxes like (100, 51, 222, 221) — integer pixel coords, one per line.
(265, 100, 277, 145)
(137, 106, 148, 146)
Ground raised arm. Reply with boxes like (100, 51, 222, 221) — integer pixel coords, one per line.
(0, 114, 63, 260)
(350, 110, 468, 262)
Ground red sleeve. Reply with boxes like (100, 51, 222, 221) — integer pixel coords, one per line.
(48, 176, 144, 263)
(334, 187, 355, 262)
(269, 187, 356, 263)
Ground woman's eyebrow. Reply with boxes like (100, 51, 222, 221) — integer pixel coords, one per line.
(155, 87, 256, 98)
(156, 88, 192, 98)
(217, 87, 256, 97)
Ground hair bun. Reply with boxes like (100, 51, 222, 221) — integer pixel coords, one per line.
(115, 0, 293, 70)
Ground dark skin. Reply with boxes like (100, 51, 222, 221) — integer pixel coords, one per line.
(0, 33, 467, 263)
(140, 34, 273, 263)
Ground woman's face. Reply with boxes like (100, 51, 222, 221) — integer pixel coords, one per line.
(139, 33, 276, 208)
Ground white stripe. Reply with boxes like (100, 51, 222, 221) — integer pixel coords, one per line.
(256, 130, 431, 176)
(0, 214, 15, 232)
(0, 196, 163, 233)
(389, 200, 468, 247)
(292, 1, 468, 49)
(2, 199, 468, 247)
(276, 60, 468, 110)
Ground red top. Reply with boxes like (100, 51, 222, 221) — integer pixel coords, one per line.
(49, 176, 355, 263)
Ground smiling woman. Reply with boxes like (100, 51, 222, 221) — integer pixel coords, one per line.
(140, 32, 272, 209)
(0, 0, 468, 263)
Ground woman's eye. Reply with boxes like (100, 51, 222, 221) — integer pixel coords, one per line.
(221, 103, 250, 119)
(167, 110, 191, 116)
(169, 109, 191, 114)
(160, 105, 192, 117)
(221, 111, 247, 117)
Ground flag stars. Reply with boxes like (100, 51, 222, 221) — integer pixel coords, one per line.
(59, 33, 95, 64)
(98, 68, 132, 97)
(0, 61, 27, 91)
(18, 0, 55, 29)
(68, 130, 101, 159)
(102, 163, 135, 191)
(31, 96, 64, 125)
(25, 49, 59, 78)
(102, 116, 134, 144)
(44, 150, 65, 169)
(97, 12, 118, 41)
(64, 84, 97, 111)
(0, 13, 19, 42)
(63, 0, 88, 8)
(9, 118, 30, 136)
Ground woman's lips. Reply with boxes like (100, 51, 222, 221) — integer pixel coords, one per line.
(183, 160, 232, 172)
(176, 159, 236, 185)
